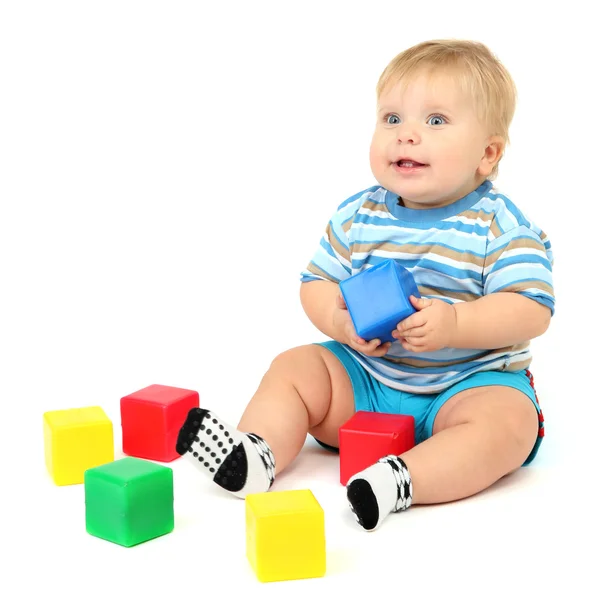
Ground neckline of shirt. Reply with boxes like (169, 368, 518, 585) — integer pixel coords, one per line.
(383, 179, 493, 222)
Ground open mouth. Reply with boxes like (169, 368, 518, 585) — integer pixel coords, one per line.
(395, 159, 427, 168)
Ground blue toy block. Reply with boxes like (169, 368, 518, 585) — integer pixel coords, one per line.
(339, 259, 421, 343)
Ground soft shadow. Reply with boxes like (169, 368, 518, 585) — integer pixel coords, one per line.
(325, 547, 358, 577)
(477, 467, 537, 497)
(275, 443, 340, 484)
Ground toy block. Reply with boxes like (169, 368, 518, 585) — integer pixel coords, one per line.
(120, 384, 199, 462)
(246, 489, 326, 583)
(339, 411, 415, 485)
(85, 457, 174, 547)
(43, 406, 114, 486)
(339, 258, 421, 343)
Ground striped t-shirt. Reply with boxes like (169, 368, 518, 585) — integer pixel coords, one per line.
(299, 179, 555, 394)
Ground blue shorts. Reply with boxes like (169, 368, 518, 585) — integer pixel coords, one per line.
(316, 340, 544, 466)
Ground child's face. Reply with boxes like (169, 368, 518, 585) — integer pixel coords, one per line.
(370, 71, 501, 209)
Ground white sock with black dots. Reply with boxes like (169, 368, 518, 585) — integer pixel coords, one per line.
(176, 407, 275, 498)
(346, 455, 413, 531)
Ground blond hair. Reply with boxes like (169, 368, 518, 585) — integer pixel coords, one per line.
(376, 39, 516, 179)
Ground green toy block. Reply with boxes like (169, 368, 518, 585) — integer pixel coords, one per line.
(84, 457, 174, 547)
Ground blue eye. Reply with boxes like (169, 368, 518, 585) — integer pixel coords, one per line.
(427, 115, 446, 126)
(386, 114, 401, 125)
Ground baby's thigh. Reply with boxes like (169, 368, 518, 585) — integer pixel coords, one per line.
(284, 342, 355, 448)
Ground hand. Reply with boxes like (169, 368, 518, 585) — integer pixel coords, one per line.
(393, 296, 457, 353)
(333, 292, 392, 357)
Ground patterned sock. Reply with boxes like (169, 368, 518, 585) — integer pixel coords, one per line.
(176, 407, 275, 498)
(346, 455, 413, 531)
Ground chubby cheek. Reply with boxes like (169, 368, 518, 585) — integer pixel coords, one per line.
(436, 142, 476, 174)
(369, 142, 387, 174)
(444, 133, 486, 170)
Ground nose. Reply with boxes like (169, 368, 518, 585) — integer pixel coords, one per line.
(396, 122, 421, 144)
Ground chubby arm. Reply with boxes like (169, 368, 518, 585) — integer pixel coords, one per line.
(451, 292, 552, 349)
(300, 280, 345, 342)
(396, 292, 552, 353)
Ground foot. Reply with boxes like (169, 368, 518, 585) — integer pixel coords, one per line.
(346, 455, 413, 531)
(176, 407, 275, 498)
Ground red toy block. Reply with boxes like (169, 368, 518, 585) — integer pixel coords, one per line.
(120, 384, 199, 462)
(339, 411, 415, 485)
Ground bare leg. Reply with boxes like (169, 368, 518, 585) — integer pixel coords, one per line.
(347, 385, 539, 530)
(237, 344, 355, 473)
(176, 344, 355, 496)
(404, 385, 539, 503)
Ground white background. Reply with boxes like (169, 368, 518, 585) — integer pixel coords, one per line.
(1, 1, 598, 598)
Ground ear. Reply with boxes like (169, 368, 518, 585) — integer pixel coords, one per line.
(477, 135, 505, 177)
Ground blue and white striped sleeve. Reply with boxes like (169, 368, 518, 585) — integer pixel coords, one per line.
(299, 196, 361, 284)
(483, 225, 555, 315)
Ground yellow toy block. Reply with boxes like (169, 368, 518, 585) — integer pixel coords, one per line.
(246, 489, 326, 583)
(43, 406, 114, 485)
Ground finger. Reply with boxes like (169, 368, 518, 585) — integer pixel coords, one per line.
(360, 337, 383, 350)
(401, 340, 423, 353)
(366, 338, 382, 350)
(410, 295, 433, 310)
(372, 342, 392, 357)
(396, 314, 425, 333)
(365, 341, 391, 357)
(348, 336, 369, 350)
(336, 293, 347, 309)
(394, 325, 428, 339)
(349, 338, 379, 354)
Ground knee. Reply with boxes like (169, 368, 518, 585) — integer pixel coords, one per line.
(502, 400, 539, 462)
(474, 404, 538, 470)
(268, 345, 316, 371)
(439, 388, 539, 465)
(485, 392, 539, 459)
(265, 345, 329, 384)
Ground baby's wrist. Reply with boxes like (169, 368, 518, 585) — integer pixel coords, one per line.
(448, 301, 466, 347)
(331, 307, 351, 345)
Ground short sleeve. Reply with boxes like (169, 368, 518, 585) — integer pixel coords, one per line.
(300, 214, 352, 284)
(483, 224, 555, 315)
(299, 189, 372, 284)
